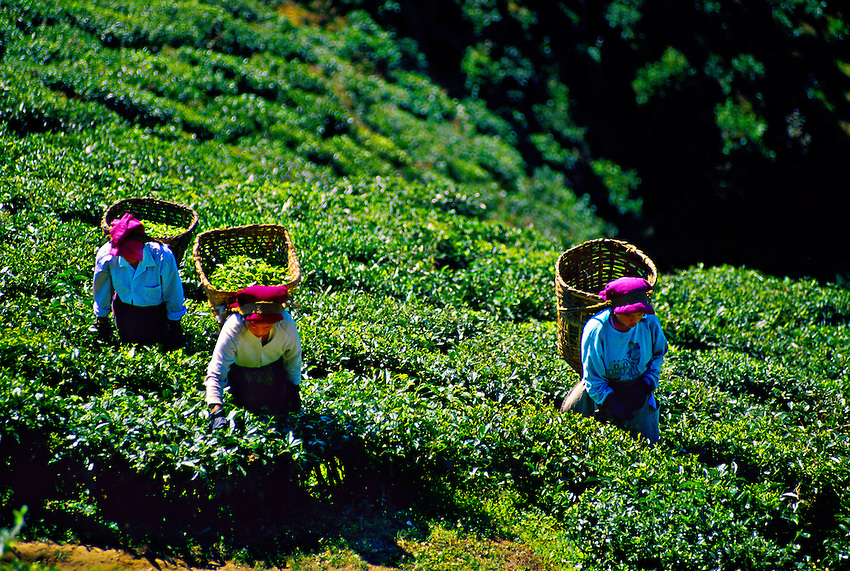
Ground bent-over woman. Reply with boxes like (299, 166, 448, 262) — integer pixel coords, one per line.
(560, 276, 668, 444)
(92, 212, 186, 349)
(205, 285, 302, 429)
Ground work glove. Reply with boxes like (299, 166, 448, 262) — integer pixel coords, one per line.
(639, 375, 658, 410)
(209, 408, 228, 431)
(89, 317, 113, 342)
(288, 382, 302, 413)
(601, 389, 635, 421)
(636, 375, 653, 399)
(602, 378, 652, 422)
(162, 319, 184, 352)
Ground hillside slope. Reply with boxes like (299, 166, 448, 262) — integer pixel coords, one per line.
(0, 0, 608, 246)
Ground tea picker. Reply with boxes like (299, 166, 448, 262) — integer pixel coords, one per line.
(559, 277, 668, 444)
(192, 224, 303, 429)
(204, 285, 303, 430)
(91, 212, 187, 350)
(555, 239, 667, 444)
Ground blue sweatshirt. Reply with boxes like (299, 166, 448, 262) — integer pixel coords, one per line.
(581, 309, 667, 405)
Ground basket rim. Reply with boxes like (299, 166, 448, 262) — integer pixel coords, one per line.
(555, 238, 657, 298)
(192, 223, 302, 298)
(100, 196, 200, 237)
(193, 222, 292, 238)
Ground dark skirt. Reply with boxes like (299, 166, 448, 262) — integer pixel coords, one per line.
(112, 296, 168, 346)
(229, 357, 295, 414)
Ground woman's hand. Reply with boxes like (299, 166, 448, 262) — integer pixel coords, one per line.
(603, 379, 651, 421)
(209, 405, 227, 431)
(90, 316, 113, 341)
(602, 390, 635, 420)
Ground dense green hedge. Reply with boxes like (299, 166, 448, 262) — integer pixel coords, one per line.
(1, 0, 608, 243)
(2, 130, 848, 568)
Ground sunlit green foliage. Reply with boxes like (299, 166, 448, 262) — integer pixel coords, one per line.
(590, 159, 643, 216)
(715, 97, 771, 156)
(0, 0, 599, 245)
(605, 0, 644, 41)
(632, 47, 692, 105)
(3, 133, 849, 570)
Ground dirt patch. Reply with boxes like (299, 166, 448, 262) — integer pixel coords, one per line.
(6, 541, 262, 571)
(5, 541, 399, 571)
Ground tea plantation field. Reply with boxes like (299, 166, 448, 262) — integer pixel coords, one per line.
(2, 1, 849, 569)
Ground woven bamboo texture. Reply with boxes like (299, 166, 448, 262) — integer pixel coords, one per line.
(193, 224, 301, 323)
(101, 197, 199, 265)
(555, 238, 657, 376)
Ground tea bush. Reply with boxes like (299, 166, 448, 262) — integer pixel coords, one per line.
(657, 264, 850, 379)
(2, 0, 604, 240)
(0, 506, 58, 570)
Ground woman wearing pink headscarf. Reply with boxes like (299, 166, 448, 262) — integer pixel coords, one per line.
(204, 285, 303, 430)
(92, 212, 186, 349)
(560, 276, 668, 444)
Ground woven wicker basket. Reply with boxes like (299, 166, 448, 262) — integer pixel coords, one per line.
(193, 224, 301, 324)
(101, 197, 199, 266)
(555, 238, 657, 376)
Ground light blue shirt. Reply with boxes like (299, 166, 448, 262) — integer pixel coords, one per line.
(92, 241, 187, 321)
(581, 309, 667, 405)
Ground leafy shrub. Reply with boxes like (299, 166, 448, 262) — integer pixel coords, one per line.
(0, 507, 57, 570)
(656, 265, 850, 378)
(590, 158, 643, 216)
(715, 96, 771, 157)
(632, 46, 692, 105)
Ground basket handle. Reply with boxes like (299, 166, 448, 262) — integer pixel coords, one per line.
(557, 288, 654, 314)
(556, 301, 610, 314)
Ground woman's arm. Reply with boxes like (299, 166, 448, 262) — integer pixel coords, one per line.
(92, 247, 114, 318)
(204, 317, 242, 406)
(155, 244, 187, 321)
(277, 313, 303, 386)
(581, 317, 613, 405)
(642, 316, 668, 390)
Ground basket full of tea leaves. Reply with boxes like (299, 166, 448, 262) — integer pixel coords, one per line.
(101, 197, 199, 265)
(193, 224, 301, 323)
(211, 255, 293, 291)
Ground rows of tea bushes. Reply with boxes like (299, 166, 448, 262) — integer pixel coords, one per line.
(1, 0, 849, 569)
(0, 0, 606, 244)
(2, 128, 849, 568)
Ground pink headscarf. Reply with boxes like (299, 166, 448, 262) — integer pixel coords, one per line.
(599, 276, 655, 314)
(235, 285, 289, 324)
(108, 213, 146, 260)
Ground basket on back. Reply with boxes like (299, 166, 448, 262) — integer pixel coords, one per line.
(193, 224, 301, 325)
(555, 238, 657, 376)
(101, 197, 199, 266)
